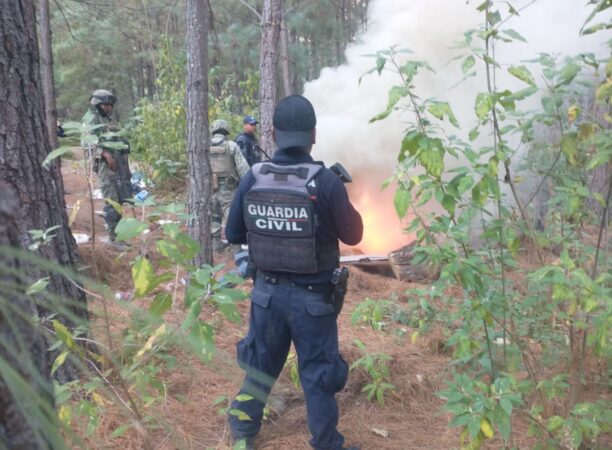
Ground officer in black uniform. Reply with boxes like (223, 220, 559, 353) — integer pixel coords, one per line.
(235, 115, 261, 167)
(225, 95, 363, 450)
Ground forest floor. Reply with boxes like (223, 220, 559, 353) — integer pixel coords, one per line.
(61, 150, 545, 450)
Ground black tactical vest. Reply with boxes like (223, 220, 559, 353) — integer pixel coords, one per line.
(244, 162, 338, 274)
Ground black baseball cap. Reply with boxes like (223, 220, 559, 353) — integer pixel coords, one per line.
(243, 115, 259, 125)
(273, 95, 316, 149)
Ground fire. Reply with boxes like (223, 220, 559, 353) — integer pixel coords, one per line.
(343, 179, 412, 255)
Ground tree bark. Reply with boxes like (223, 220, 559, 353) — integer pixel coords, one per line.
(279, 12, 292, 97)
(38, 0, 58, 152)
(0, 184, 59, 450)
(207, 0, 224, 100)
(38, 0, 65, 199)
(0, 0, 88, 383)
(186, 0, 213, 267)
(258, 0, 282, 154)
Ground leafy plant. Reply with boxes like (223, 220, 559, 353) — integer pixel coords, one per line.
(50, 198, 249, 445)
(350, 297, 395, 331)
(350, 339, 395, 406)
(28, 225, 61, 251)
(285, 351, 301, 389)
(362, 1, 611, 448)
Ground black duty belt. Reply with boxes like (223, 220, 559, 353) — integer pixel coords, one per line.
(258, 270, 332, 294)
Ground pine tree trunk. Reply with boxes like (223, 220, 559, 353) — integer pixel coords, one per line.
(186, 0, 213, 267)
(0, 0, 88, 383)
(38, 0, 58, 152)
(280, 13, 292, 97)
(207, 0, 224, 100)
(0, 183, 57, 450)
(259, 0, 282, 154)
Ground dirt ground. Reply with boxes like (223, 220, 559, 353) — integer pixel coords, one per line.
(63, 151, 545, 450)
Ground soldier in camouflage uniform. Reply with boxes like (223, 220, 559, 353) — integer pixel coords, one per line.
(81, 89, 132, 247)
(209, 119, 250, 251)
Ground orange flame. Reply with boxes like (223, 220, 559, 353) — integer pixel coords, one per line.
(343, 174, 412, 255)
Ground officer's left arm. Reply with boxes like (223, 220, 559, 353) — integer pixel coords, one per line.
(224, 172, 254, 244)
(327, 176, 364, 246)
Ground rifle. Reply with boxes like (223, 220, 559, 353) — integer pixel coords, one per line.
(254, 143, 272, 161)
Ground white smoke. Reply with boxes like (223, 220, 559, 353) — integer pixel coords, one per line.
(304, 0, 609, 173)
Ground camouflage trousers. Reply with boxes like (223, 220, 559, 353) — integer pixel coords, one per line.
(97, 154, 132, 241)
(211, 187, 236, 251)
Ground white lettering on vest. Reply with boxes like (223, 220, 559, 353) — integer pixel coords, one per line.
(248, 203, 309, 220)
(253, 217, 305, 232)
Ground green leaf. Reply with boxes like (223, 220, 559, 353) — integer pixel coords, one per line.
(475, 93, 493, 120)
(132, 256, 154, 297)
(27, 277, 50, 295)
(42, 146, 74, 168)
(580, 0, 612, 35)
(462, 55, 476, 74)
(561, 135, 578, 165)
(370, 85, 408, 122)
(581, 22, 612, 35)
(51, 350, 70, 375)
(428, 102, 459, 127)
(487, 10, 502, 25)
(468, 126, 480, 142)
(149, 293, 172, 316)
(217, 303, 241, 324)
(229, 409, 251, 421)
(235, 394, 254, 402)
(508, 237, 521, 257)
(157, 239, 183, 263)
(213, 395, 227, 406)
(394, 189, 410, 219)
(499, 397, 513, 415)
(547, 415, 564, 432)
(457, 174, 474, 195)
(175, 233, 200, 261)
(53, 320, 77, 351)
(156, 202, 186, 214)
(400, 130, 422, 159)
(501, 29, 527, 43)
(508, 65, 536, 86)
(441, 194, 456, 216)
(114, 217, 147, 241)
(189, 320, 215, 362)
(476, 1, 490, 12)
(418, 137, 445, 177)
(110, 423, 131, 438)
(472, 180, 488, 206)
(376, 55, 386, 74)
(557, 62, 581, 87)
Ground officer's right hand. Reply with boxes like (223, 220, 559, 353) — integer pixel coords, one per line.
(102, 150, 116, 171)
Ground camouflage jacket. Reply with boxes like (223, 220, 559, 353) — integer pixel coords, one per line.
(81, 107, 126, 159)
(210, 133, 250, 181)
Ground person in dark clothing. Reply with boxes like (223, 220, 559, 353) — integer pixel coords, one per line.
(235, 115, 262, 167)
(57, 120, 66, 137)
(225, 95, 363, 450)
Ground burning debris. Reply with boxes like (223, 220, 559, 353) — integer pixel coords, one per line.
(389, 242, 439, 283)
(341, 241, 439, 282)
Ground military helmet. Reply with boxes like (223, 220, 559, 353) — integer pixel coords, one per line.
(90, 89, 116, 106)
(210, 119, 230, 135)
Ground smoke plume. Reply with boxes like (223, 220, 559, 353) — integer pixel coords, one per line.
(303, 0, 609, 253)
